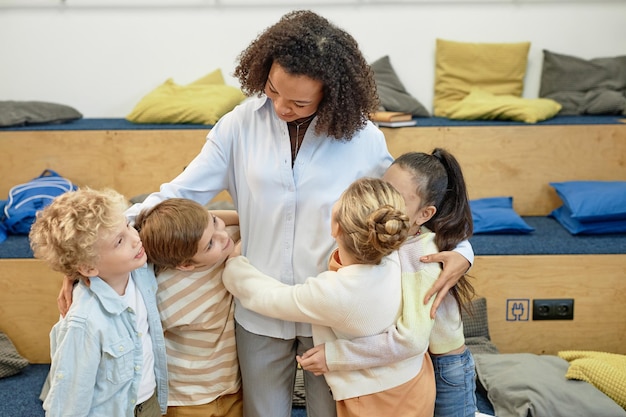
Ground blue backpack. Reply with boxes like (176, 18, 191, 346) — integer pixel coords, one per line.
(0, 169, 78, 240)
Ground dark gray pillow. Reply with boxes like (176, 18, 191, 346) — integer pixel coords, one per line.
(0, 332, 29, 379)
(581, 89, 626, 114)
(466, 336, 499, 355)
(370, 55, 430, 117)
(539, 50, 626, 115)
(129, 193, 151, 205)
(462, 296, 490, 339)
(0, 101, 82, 127)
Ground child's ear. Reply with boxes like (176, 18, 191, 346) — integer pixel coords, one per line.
(176, 263, 196, 272)
(77, 265, 97, 278)
(416, 205, 437, 226)
(331, 220, 341, 239)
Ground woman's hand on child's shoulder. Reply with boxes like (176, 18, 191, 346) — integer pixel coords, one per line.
(421, 250, 470, 318)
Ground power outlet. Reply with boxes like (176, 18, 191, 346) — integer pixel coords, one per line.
(532, 299, 574, 320)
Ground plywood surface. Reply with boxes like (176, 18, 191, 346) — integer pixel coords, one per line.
(0, 260, 64, 363)
(382, 124, 626, 215)
(1, 124, 625, 361)
(3, 253, 624, 363)
(2, 124, 625, 214)
(0, 129, 207, 199)
(472, 254, 626, 355)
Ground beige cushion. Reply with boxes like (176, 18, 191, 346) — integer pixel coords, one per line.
(434, 39, 530, 117)
(444, 88, 561, 123)
(558, 350, 626, 409)
(126, 69, 245, 125)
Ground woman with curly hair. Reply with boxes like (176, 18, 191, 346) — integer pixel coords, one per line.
(121, 10, 473, 417)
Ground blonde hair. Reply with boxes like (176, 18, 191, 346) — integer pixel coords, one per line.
(29, 188, 129, 277)
(335, 177, 409, 265)
(135, 198, 210, 275)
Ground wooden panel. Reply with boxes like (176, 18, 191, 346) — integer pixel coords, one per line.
(2, 124, 625, 213)
(0, 129, 207, 199)
(382, 124, 626, 215)
(1, 123, 625, 361)
(472, 254, 626, 355)
(0, 259, 64, 363)
(3, 254, 624, 363)
(0, 129, 234, 203)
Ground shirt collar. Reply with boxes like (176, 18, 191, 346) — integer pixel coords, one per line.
(84, 277, 128, 315)
(251, 94, 270, 113)
(85, 264, 150, 315)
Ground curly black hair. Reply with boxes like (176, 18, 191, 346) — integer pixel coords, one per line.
(233, 10, 380, 140)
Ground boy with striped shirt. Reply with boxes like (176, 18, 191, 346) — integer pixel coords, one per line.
(135, 198, 242, 417)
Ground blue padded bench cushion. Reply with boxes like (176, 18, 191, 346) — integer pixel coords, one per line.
(470, 216, 626, 255)
(0, 235, 34, 259)
(411, 115, 625, 127)
(0, 115, 624, 131)
(2, 217, 625, 259)
(0, 118, 212, 131)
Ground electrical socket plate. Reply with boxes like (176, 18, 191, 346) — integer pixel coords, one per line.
(532, 298, 574, 320)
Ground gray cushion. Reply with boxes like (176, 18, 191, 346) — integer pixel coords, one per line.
(465, 336, 499, 355)
(370, 55, 430, 117)
(539, 50, 626, 115)
(474, 353, 626, 417)
(0, 101, 82, 127)
(581, 89, 626, 114)
(462, 297, 500, 354)
(0, 332, 29, 379)
(462, 296, 490, 339)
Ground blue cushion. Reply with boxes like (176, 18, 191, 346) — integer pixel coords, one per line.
(470, 197, 534, 234)
(550, 205, 626, 235)
(550, 181, 626, 222)
(0, 200, 6, 243)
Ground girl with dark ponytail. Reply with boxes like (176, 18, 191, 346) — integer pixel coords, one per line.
(300, 148, 478, 417)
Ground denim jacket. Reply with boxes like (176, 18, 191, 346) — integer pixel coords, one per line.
(44, 265, 168, 416)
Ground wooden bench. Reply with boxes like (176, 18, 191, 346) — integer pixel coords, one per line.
(1, 117, 625, 362)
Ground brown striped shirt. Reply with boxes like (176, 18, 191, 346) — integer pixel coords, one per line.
(156, 226, 240, 406)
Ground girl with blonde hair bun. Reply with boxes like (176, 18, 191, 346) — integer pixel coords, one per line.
(331, 177, 409, 265)
(223, 177, 437, 417)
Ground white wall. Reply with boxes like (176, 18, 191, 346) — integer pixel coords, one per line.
(1, 1, 625, 117)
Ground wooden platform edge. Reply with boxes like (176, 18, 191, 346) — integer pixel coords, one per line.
(2, 253, 624, 363)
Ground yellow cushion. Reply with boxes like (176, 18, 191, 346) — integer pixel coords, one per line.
(188, 68, 225, 86)
(434, 39, 531, 117)
(444, 88, 561, 123)
(126, 69, 245, 125)
(558, 350, 626, 409)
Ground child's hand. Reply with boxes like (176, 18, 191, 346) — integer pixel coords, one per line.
(228, 241, 242, 259)
(296, 344, 329, 376)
